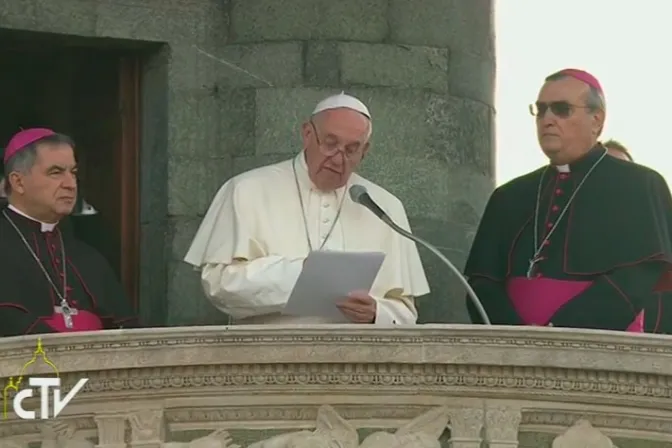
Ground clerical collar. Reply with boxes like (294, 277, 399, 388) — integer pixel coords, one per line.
(7, 204, 58, 232)
(552, 145, 606, 174)
(294, 151, 348, 197)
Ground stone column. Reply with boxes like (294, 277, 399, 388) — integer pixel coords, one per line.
(128, 408, 166, 448)
(484, 406, 522, 447)
(449, 407, 484, 448)
(94, 413, 128, 448)
(202, 0, 496, 324)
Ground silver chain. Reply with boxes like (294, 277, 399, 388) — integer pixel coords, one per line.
(3, 210, 71, 310)
(292, 156, 346, 251)
(528, 149, 608, 278)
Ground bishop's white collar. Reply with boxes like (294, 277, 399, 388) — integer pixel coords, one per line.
(7, 204, 57, 232)
(554, 164, 571, 173)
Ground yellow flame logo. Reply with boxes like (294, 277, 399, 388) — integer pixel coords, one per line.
(2, 338, 59, 419)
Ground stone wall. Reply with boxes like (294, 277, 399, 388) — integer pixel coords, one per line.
(0, 0, 496, 326)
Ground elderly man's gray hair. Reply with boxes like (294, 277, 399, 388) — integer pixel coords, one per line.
(3, 133, 75, 195)
(544, 72, 606, 137)
(545, 72, 606, 112)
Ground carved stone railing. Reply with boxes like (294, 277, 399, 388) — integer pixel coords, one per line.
(0, 325, 671, 447)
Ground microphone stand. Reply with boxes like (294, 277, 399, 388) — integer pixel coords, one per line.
(378, 214, 492, 325)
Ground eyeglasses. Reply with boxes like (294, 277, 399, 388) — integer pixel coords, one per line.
(529, 101, 592, 119)
(310, 121, 365, 161)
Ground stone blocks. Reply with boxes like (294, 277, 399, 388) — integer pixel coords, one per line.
(167, 88, 223, 159)
(167, 156, 231, 216)
(388, 0, 495, 56)
(213, 43, 304, 88)
(254, 88, 333, 155)
(305, 41, 450, 91)
(230, 0, 389, 43)
(95, 1, 216, 43)
(340, 43, 449, 92)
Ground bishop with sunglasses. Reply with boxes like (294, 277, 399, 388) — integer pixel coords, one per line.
(465, 68, 672, 331)
(185, 93, 429, 325)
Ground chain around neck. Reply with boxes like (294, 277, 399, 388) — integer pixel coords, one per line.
(291, 156, 347, 252)
(2, 209, 69, 304)
(528, 149, 608, 278)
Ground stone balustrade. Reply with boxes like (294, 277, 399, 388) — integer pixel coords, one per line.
(0, 325, 671, 447)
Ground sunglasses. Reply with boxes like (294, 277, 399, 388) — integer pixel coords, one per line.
(529, 101, 591, 119)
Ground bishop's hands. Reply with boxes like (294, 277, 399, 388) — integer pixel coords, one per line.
(336, 290, 376, 323)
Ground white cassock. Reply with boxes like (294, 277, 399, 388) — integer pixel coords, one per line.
(184, 151, 430, 324)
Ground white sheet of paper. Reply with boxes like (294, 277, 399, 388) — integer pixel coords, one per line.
(283, 250, 385, 322)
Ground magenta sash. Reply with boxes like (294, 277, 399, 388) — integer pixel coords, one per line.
(43, 310, 103, 332)
(507, 276, 643, 332)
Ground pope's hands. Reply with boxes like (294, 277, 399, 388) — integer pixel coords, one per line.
(336, 290, 376, 323)
(300, 259, 376, 323)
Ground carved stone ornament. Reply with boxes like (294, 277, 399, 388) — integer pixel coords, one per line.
(129, 409, 165, 443)
(552, 420, 618, 448)
(248, 404, 449, 448)
(39, 420, 95, 448)
(484, 406, 522, 443)
(359, 405, 450, 448)
(163, 429, 241, 448)
(247, 405, 359, 448)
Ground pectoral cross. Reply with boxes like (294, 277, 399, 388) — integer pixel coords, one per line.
(526, 256, 542, 279)
(55, 303, 78, 329)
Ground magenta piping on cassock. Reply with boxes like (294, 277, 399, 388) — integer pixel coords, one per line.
(506, 277, 644, 332)
(43, 310, 103, 332)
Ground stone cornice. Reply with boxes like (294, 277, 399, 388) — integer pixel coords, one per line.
(0, 325, 670, 411)
(1, 325, 671, 445)
(2, 325, 672, 377)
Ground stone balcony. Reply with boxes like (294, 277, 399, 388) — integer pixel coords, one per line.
(0, 325, 671, 448)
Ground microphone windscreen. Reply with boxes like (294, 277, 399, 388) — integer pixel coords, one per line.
(349, 184, 368, 203)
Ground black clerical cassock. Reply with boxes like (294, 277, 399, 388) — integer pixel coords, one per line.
(0, 205, 138, 336)
(465, 146, 672, 331)
(647, 268, 672, 334)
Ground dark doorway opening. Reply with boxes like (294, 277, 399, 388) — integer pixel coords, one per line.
(0, 30, 146, 310)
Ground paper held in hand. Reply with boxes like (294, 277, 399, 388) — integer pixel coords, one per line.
(283, 251, 385, 322)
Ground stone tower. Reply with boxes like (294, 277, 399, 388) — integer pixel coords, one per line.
(0, 0, 495, 325)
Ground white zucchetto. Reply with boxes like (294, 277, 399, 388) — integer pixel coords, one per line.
(312, 92, 371, 119)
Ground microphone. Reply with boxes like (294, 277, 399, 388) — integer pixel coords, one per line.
(349, 184, 491, 325)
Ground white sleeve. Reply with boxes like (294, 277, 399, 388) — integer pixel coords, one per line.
(372, 296, 418, 325)
(200, 256, 304, 319)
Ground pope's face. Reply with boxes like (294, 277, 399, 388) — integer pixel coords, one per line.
(301, 108, 371, 191)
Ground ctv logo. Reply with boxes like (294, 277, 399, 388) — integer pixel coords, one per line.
(2, 338, 88, 420)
